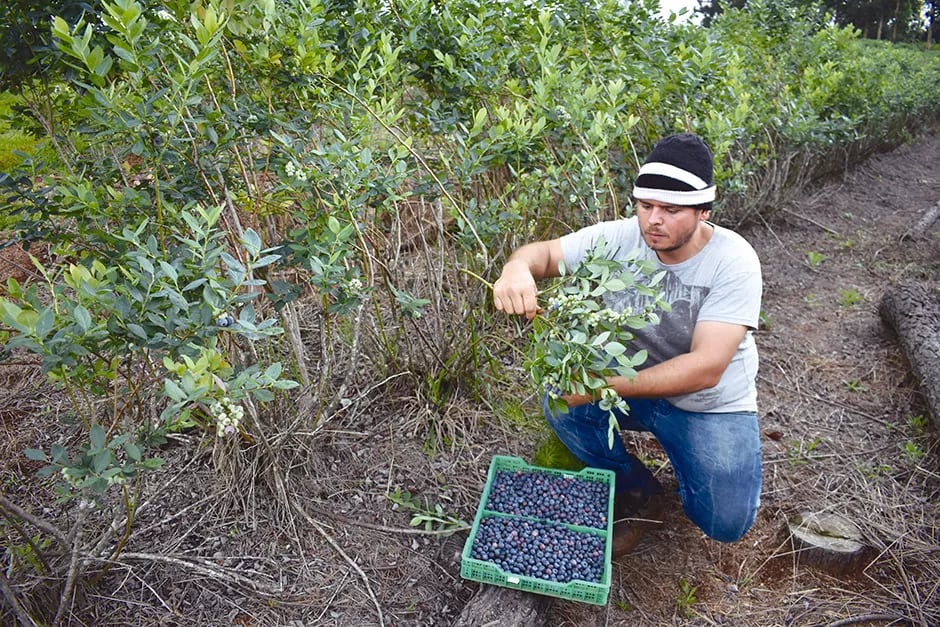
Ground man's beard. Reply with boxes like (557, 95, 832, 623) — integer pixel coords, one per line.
(644, 225, 696, 252)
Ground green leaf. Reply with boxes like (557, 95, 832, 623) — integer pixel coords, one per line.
(605, 341, 626, 357)
(164, 378, 186, 402)
(124, 442, 142, 462)
(90, 424, 107, 450)
(25, 448, 47, 462)
(142, 457, 164, 470)
(221, 252, 245, 273)
(253, 388, 275, 402)
(605, 278, 627, 292)
(34, 308, 54, 340)
(251, 254, 281, 269)
(242, 229, 262, 257)
(51, 444, 69, 464)
(158, 261, 178, 282)
(73, 305, 93, 333)
(92, 449, 112, 473)
(631, 349, 648, 367)
(238, 303, 256, 324)
(263, 362, 282, 379)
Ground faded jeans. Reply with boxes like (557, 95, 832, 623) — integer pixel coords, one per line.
(543, 396, 762, 542)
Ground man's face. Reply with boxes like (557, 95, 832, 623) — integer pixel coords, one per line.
(635, 199, 709, 259)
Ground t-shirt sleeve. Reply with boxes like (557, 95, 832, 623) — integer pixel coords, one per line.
(697, 249, 762, 329)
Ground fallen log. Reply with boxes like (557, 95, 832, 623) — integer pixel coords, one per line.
(453, 585, 553, 627)
(879, 281, 940, 425)
(899, 200, 940, 241)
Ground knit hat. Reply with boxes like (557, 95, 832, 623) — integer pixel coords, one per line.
(632, 133, 716, 206)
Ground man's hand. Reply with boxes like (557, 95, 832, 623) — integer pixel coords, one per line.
(492, 240, 564, 319)
(560, 391, 595, 408)
(493, 259, 541, 319)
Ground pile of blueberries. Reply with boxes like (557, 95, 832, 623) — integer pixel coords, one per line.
(469, 516, 605, 583)
(484, 470, 610, 529)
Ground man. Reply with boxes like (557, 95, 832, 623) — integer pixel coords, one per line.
(493, 133, 762, 555)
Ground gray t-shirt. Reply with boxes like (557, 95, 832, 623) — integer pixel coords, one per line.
(559, 216, 761, 413)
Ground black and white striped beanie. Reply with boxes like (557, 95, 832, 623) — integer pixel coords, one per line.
(632, 133, 716, 206)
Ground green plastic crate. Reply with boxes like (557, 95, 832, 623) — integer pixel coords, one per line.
(460, 455, 615, 605)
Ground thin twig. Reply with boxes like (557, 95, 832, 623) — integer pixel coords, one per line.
(0, 496, 69, 547)
(825, 613, 902, 627)
(780, 206, 841, 236)
(84, 552, 282, 595)
(292, 504, 385, 627)
(0, 570, 39, 627)
(315, 509, 470, 537)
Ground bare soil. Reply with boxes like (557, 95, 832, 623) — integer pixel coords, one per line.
(2, 127, 939, 626)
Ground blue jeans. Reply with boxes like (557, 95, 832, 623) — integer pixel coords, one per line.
(543, 396, 762, 543)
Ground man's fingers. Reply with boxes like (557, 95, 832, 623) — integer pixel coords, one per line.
(522, 291, 538, 316)
(493, 290, 506, 312)
(492, 273, 539, 317)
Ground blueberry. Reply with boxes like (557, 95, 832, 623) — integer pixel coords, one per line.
(484, 469, 610, 529)
(470, 516, 605, 584)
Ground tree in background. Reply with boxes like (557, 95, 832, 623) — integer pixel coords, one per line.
(830, 0, 924, 41)
(695, 0, 746, 26)
(926, 0, 938, 45)
(695, 0, 928, 42)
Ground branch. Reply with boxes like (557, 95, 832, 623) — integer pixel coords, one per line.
(83, 552, 282, 595)
(826, 614, 901, 627)
(900, 200, 940, 241)
(0, 496, 69, 547)
(780, 206, 840, 236)
(52, 503, 91, 627)
(0, 570, 39, 627)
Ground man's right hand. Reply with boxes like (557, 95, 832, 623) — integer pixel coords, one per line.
(493, 259, 541, 319)
(492, 239, 564, 319)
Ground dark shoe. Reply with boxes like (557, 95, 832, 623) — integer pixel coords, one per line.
(610, 489, 666, 558)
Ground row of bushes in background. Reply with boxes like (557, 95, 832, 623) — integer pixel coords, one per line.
(0, 1, 939, 618)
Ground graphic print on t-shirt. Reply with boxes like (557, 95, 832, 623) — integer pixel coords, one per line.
(604, 271, 710, 366)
